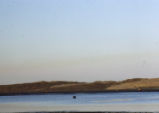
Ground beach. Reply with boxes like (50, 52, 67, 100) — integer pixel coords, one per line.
(1, 103, 159, 112)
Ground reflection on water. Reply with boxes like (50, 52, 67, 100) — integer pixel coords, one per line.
(1, 92, 159, 105)
(1, 92, 159, 112)
(91, 98, 134, 103)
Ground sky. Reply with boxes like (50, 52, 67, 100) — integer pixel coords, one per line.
(1, 0, 159, 84)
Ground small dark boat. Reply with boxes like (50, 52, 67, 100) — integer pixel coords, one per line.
(73, 96, 76, 99)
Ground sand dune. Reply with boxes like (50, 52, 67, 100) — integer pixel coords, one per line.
(1, 78, 159, 95)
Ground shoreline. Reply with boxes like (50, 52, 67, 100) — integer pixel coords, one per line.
(1, 90, 159, 96)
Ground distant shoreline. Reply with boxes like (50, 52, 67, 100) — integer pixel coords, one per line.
(1, 90, 159, 96)
(1, 78, 159, 96)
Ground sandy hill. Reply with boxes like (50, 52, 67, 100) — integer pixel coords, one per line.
(0, 78, 159, 95)
(107, 78, 159, 91)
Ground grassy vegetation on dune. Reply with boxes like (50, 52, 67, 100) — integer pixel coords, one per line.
(1, 78, 159, 95)
(107, 78, 159, 91)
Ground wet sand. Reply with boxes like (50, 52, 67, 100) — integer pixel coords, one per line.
(1, 103, 159, 112)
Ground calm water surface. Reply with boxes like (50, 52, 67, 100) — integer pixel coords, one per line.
(1, 92, 159, 105)
(1, 92, 159, 112)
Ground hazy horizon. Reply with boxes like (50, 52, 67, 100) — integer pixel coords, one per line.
(1, 0, 159, 85)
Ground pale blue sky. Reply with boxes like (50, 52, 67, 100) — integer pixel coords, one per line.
(1, 0, 159, 84)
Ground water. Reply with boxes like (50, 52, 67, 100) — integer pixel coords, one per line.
(1, 92, 159, 105)
(1, 92, 159, 112)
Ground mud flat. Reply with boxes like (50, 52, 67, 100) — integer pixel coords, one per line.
(1, 103, 159, 113)
(6, 111, 159, 113)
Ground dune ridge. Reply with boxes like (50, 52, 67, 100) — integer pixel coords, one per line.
(1, 78, 159, 95)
